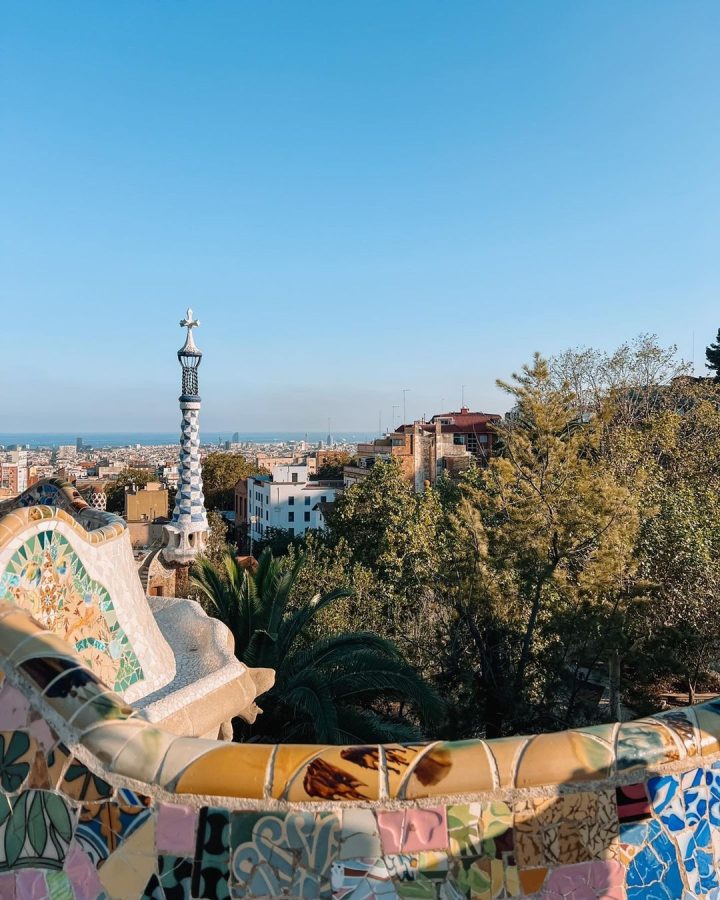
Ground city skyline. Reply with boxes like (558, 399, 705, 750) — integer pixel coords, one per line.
(2, 1, 719, 431)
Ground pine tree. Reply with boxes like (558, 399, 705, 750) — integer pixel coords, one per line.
(705, 329, 720, 380)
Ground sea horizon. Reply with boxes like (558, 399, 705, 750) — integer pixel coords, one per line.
(0, 431, 376, 449)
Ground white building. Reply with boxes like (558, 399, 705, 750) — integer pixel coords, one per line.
(247, 465, 340, 543)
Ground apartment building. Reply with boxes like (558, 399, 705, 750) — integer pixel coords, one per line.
(245, 465, 341, 543)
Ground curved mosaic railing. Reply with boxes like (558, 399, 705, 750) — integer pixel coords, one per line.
(0, 478, 124, 535)
(0, 481, 175, 702)
(0, 604, 718, 897)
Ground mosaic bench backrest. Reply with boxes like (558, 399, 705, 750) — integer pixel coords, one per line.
(0, 481, 175, 702)
(0, 605, 719, 898)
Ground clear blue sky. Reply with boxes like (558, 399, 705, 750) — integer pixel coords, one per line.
(2, 2, 719, 432)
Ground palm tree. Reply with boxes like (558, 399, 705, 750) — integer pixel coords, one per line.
(191, 549, 445, 743)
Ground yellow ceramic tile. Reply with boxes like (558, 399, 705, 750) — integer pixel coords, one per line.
(174, 742, 272, 799)
(156, 736, 224, 788)
(653, 709, 699, 757)
(515, 730, 614, 789)
(284, 745, 381, 802)
(269, 744, 323, 799)
(383, 743, 425, 798)
(402, 740, 495, 800)
(98, 818, 156, 899)
(485, 736, 529, 788)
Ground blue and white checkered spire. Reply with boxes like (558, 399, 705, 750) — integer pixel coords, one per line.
(162, 309, 209, 566)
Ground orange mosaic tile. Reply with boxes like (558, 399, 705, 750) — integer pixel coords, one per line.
(283, 745, 381, 802)
(515, 729, 614, 789)
(401, 740, 495, 800)
(174, 743, 272, 799)
(382, 743, 425, 798)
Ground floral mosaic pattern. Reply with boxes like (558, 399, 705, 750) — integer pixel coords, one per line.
(0, 529, 143, 691)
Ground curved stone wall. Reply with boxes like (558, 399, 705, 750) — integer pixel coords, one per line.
(0, 481, 175, 702)
(0, 604, 718, 897)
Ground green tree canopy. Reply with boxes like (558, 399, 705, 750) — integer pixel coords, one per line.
(201, 452, 263, 510)
(706, 328, 720, 381)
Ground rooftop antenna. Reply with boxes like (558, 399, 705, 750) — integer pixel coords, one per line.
(461, 384, 467, 408)
(402, 388, 410, 426)
(392, 405, 399, 430)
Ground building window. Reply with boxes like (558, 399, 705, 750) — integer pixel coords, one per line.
(288, 527, 294, 536)
(288, 496, 294, 506)
(321, 495, 327, 503)
(288, 511, 294, 522)
(291, 473, 298, 483)
(304, 496, 311, 506)
(266, 511, 269, 520)
(454, 434, 466, 445)
(304, 511, 311, 522)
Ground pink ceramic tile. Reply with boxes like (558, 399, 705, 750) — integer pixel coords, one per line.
(0, 684, 29, 729)
(28, 717, 56, 752)
(65, 846, 105, 900)
(377, 810, 405, 853)
(15, 870, 47, 900)
(543, 861, 624, 900)
(403, 807, 447, 852)
(156, 802, 198, 854)
(377, 807, 448, 854)
(0, 874, 14, 900)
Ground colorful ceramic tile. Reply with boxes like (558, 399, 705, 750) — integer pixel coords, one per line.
(542, 859, 624, 899)
(615, 720, 681, 772)
(0, 684, 29, 731)
(75, 794, 151, 864)
(63, 845, 105, 900)
(378, 807, 448, 854)
(97, 818, 157, 899)
(401, 740, 494, 800)
(192, 806, 230, 899)
(0, 529, 143, 691)
(340, 808, 382, 860)
(156, 802, 198, 855)
(173, 743, 271, 799)
(514, 791, 617, 867)
(616, 782, 651, 823)
(331, 857, 397, 898)
(0, 789, 75, 870)
(231, 810, 339, 898)
(653, 708, 699, 756)
(157, 854, 193, 898)
(283, 745, 381, 802)
(0, 731, 35, 795)
(515, 729, 614, 789)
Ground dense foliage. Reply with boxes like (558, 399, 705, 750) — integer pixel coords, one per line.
(195, 333, 720, 742)
(191, 550, 444, 743)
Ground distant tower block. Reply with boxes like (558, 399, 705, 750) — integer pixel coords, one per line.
(162, 308, 210, 566)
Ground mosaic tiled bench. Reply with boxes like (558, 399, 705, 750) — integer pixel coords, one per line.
(0, 479, 272, 739)
(0, 605, 719, 897)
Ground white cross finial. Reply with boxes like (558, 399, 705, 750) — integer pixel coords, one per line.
(180, 308, 200, 331)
